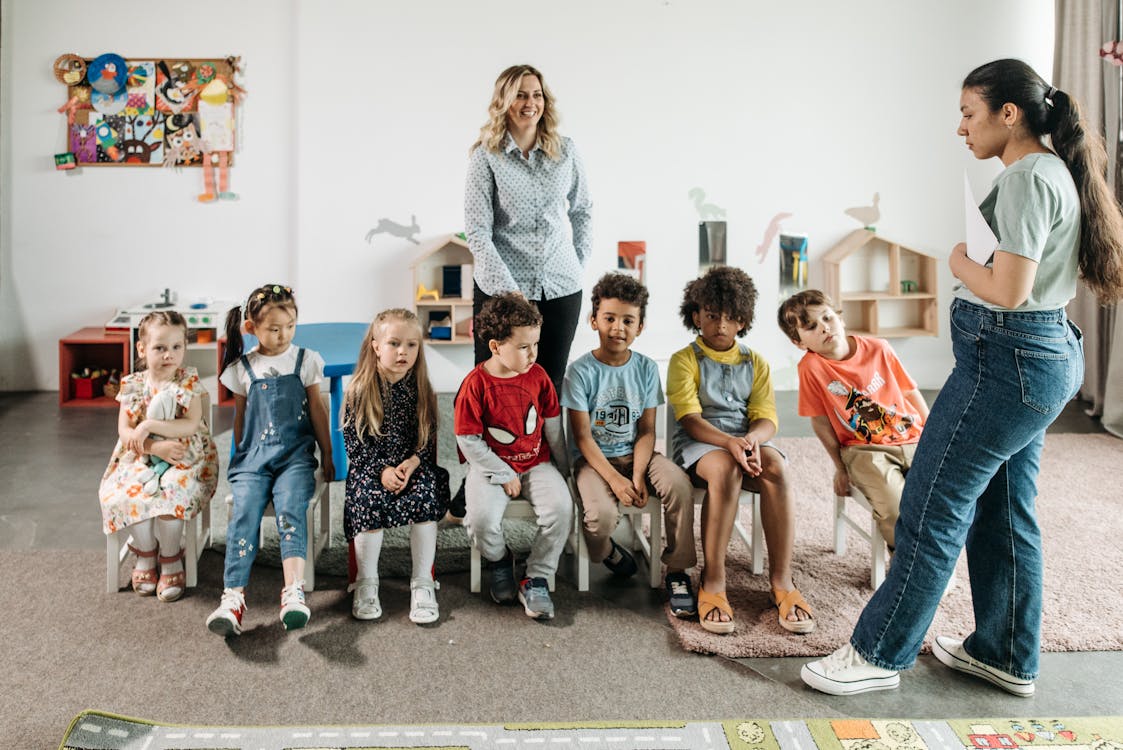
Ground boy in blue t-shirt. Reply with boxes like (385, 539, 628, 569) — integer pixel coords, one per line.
(561, 273, 697, 616)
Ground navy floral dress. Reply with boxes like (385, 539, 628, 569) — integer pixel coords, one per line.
(343, 375, 450, 540)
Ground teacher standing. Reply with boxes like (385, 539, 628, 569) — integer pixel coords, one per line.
(801, 59, 1123, 698)
(464, 64, 593, 393)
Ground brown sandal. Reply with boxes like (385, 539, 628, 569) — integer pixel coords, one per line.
(771, 586, 816, 634)
(128, 544, 159, 595)
(156, 549, 186, 602)
(697, 587, 735, 634)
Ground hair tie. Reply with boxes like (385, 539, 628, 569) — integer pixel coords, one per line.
(1046, 86, 1058, 103)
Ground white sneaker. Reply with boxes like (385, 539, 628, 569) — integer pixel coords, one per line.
(932, 636, 1035, 697)
(409, 577, 440, 625)
(351, 578, 382, 621)
(206, 588, 246, 637)
(801, 644, 901, 695)
(279, 580, 310, 630)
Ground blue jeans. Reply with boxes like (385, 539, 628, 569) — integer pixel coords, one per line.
(224, 461, 315, 588)
(851, 298, 1083, 680)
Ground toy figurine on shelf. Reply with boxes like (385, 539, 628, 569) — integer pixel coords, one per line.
(416, 284, 440, 302)
(195, 57, 245, 203)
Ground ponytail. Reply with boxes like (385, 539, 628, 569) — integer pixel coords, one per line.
(221, 306, 245, 374)
(965, 59, 1123, 303)
(1049, 90, 1123, 303)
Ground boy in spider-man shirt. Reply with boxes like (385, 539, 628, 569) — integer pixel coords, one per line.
(454, 293, 572, 620)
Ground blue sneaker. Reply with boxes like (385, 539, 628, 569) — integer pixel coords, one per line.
(665, 571, 697, 617)
(489, 550, 517, 604)
(604, 539, 638, 578)
(518, 577, 555, 620)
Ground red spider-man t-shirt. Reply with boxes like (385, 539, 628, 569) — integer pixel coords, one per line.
(453, 363, 559, 474)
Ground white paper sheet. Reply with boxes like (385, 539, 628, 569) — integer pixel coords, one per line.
(964, 172, 998, 265)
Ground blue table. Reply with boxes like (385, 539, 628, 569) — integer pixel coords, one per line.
(235, 322, 367, 481)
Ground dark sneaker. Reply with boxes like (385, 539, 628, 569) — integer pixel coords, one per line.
(489, 550, 517, 604)
(518, 577, 555, 620)
(665, 572, 697, 617)
(604, 539, 638, 578)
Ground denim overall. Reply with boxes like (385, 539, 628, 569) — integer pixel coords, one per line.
(224, 348, 318, 588)
(851, 298, 1084, 679)
(672, 342, 758, 468)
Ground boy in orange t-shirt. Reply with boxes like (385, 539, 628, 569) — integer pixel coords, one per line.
(778, 290, 929, 551)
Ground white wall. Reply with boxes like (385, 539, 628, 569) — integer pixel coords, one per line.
(1, 0, 1055, 393)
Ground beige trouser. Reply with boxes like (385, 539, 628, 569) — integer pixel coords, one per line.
(574, 452, 696, 571)
(840, 443, 918, 550)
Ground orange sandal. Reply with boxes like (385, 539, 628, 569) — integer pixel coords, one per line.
(697, 587, 735, 634)
(128, 544, 158, 595)
(771, 586, 815, 634)
(156, 549, 186, 602)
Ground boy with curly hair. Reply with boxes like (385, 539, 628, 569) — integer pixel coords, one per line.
(666, 265, 814, 635)
(454, 293, 572, 620)
(561, 273, 697, 614)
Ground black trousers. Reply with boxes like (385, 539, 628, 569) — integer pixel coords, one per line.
(472, 282, 583, 394)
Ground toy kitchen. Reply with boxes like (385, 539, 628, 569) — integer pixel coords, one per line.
(107, 289, 235, 372)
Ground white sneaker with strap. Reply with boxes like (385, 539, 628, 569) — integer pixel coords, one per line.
(409, 577, 440, 624)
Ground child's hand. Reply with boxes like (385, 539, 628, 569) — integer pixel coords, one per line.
(123, 424, 151, 455)
(321, 456, 336, 484)
(724, 435, 754, 475)
(502, 476, 522, 498)
(742, 434, 763, 477)
(380, 465, 406, 492)
(396, 455, 420, 489)
(631, 475, 650, 508)
(833, 467, 851, 497)
(609, 473, 642, 506)
(149, 439, 186, 464)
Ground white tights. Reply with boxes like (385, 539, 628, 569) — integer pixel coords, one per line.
(353, 521, 437, 582)
(129, 516, 184, 573)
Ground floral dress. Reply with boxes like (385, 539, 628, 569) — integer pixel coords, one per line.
(98, 367, 219, 534)
(343, 375, 450, 540)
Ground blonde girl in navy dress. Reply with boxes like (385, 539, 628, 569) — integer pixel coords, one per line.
(343, 309, 449, 624)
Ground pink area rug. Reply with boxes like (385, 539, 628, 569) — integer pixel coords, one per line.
(667, 433, 1123, 658)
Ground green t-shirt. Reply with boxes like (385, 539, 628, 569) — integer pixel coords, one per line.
(955, 152, 1080, 311)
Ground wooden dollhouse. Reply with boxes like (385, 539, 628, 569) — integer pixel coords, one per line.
(411, 234, 475, 344)
(821, 229, 939, 337)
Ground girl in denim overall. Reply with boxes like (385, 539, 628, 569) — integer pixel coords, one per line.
(803, 59, 1123, 698)
(206, 285, 334, 636)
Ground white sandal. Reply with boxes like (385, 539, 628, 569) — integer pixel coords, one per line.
(409, 577, 440, 624)
(350, 577, 382, 621)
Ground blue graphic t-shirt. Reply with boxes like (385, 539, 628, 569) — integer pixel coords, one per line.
(560, 350, 664, 459)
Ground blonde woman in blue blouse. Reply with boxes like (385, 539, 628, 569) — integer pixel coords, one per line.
(465, 64, 593, 394)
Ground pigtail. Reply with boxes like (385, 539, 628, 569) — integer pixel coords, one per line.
(221, 305, 245, 374)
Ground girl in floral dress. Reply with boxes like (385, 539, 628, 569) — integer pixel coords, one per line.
(343, 309, 449, 624)
(99, 311, 219, 601)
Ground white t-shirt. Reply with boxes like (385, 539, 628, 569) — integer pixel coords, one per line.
(219, 345, 325, 397)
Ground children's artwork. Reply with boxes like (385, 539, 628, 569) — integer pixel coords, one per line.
(779, 233, 809, 291)
(53, 54, 242, 176)
(617, 241, 646, 282)
(163, 113, 202, 167)
(366, 214, 422, 245)
(688, 187, 726, 220)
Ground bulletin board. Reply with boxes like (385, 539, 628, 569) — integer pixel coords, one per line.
(54, 53, 243, 168)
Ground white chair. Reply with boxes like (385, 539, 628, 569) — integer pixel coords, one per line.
(833, 486, 888, 589)
(224, 476, 331, 591)
(664, 405, 764, 576)
(105, 392, 215, 593)
(572, 480, 664, 591)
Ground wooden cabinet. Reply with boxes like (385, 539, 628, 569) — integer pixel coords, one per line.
(411, 234, 475, 345)
(821, 229, 939, 338)
(58, 328, 131, 407)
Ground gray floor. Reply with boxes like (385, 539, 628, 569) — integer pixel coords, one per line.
(2, 389, 1120, 718)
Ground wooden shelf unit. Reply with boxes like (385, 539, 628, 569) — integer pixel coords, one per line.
(411, 234, 476, 345)
(822, 229, 939, 338)
(58, 328, 131, 407)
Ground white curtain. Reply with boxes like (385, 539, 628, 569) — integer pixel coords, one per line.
(1054, 0, 1123, 438)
